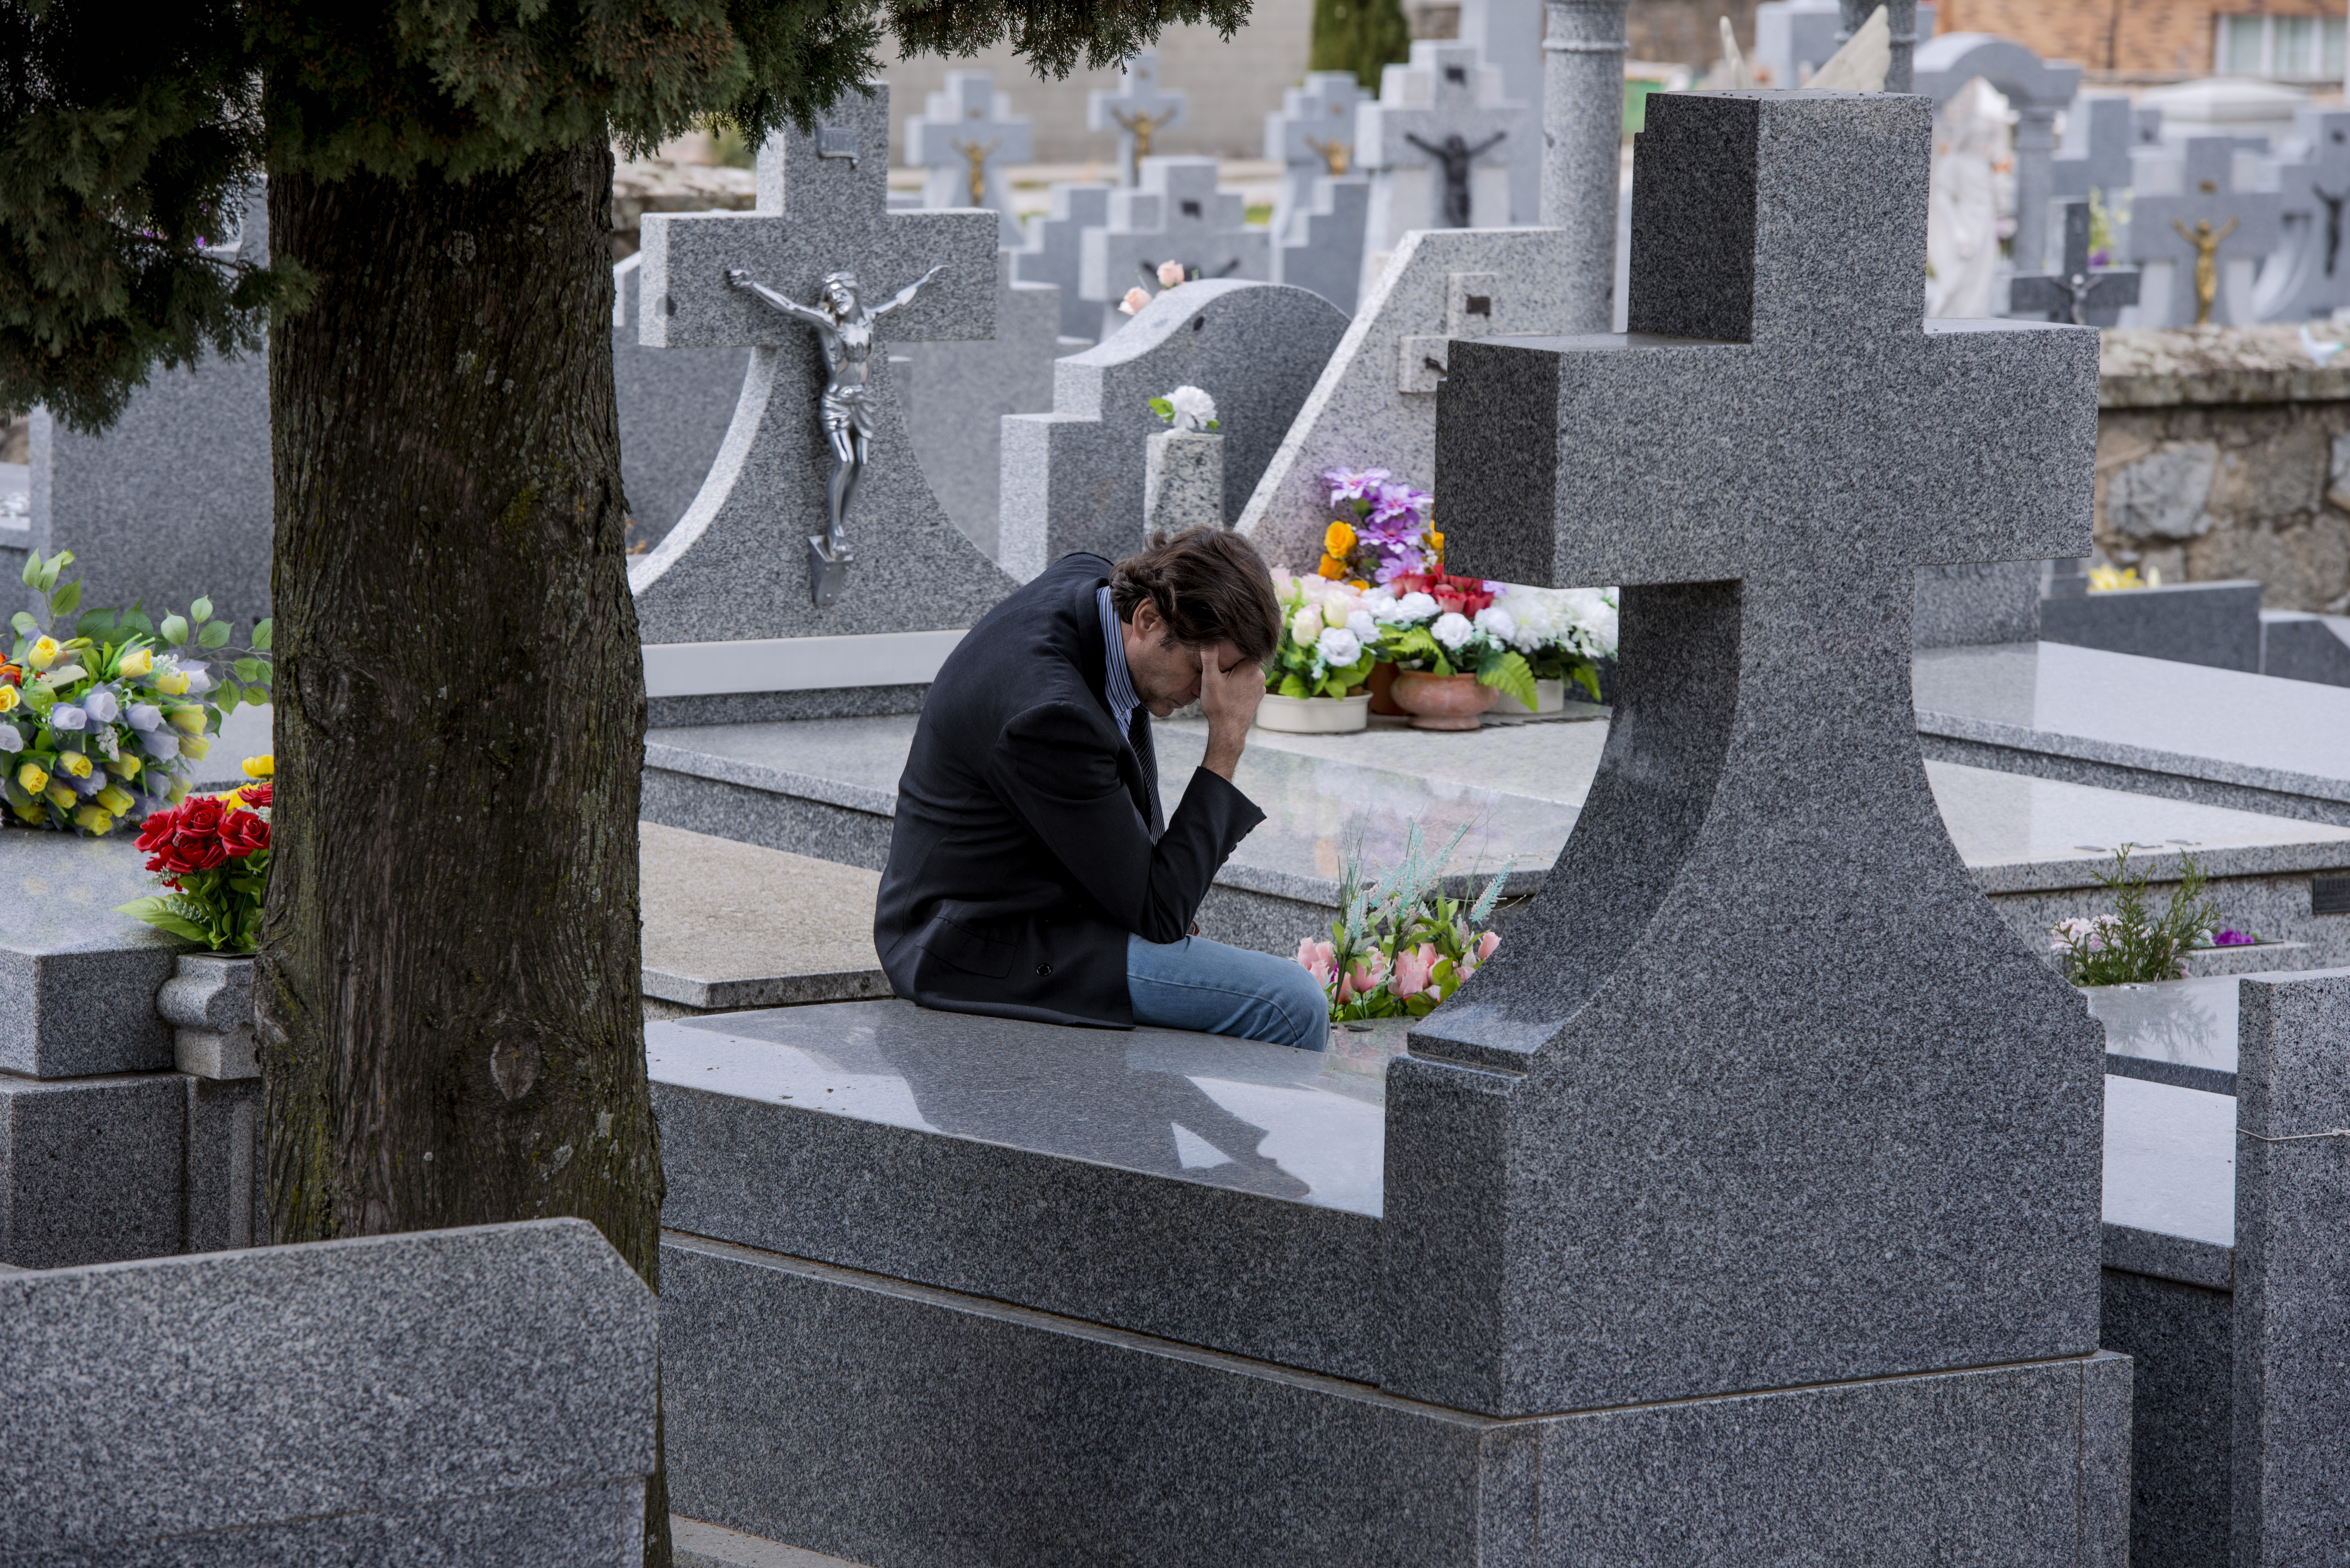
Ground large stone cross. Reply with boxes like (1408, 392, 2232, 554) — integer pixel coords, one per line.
(631, 83, 1006, 645)
(2051, 94, 2139, 206)
(1263, 71, 1370, 240)
(1357, 42, 1528, 255)
(2259, 109, 2350, 321)
(1087, 52, 1186, 186)
(2011, 198, 2141, 326)
(904, 71, 1032, 248)
(1077, 158, 1269, 341)
(1399, 89, 2105, 1419)
(2125, 136, 2283, 327)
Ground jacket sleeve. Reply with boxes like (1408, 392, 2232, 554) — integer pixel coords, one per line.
(986, 701, 1265, 943)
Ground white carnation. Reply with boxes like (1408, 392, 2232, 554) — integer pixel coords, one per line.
(1165, 384, 1218, 433)
(1431, 612, 1474, 650)
(1344, 609, 1378, 641)
(1315, 627, 1363, 667)
(1473, 606, 1515, 643)
(1289, 604, 1324, 646)
(1387, 591, 1439, 623)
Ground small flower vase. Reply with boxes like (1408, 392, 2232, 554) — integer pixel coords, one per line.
(1390, 671, 1500, 731)
(1366, 661, 1405, 715)
(1144, 429, 1224, 534)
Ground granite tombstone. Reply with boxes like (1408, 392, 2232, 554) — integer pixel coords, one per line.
(1358, 43, 1530, 260)
(903, 71, 1032, 248)
(2125, 136, 2284, 328)
(1087, 51, 1186, 187)
(2011, 198, 2142, 326)
(612, 253, 750, 552)
(1264, 71, 1369, 243)
(1428, 87, 2110, 1413)
(1077, 156, 1270, 341)
(1269, 175, 1372, 315)
(2252, 107, 2350, 322)
(1011, 181, 1114, 343)
(999, 279, 1346, 579)
(630, 83, 1012, 719)
(2052, 93, 2142, 207)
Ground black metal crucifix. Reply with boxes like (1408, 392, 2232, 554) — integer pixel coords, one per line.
(2011, 199, 2140, 327)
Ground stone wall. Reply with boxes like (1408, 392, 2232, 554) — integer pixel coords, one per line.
(2096, 327, 2350, 616)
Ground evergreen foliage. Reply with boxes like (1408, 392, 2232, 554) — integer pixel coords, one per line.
(0, 0, 1252, 432)
(1310, 0, 1410, 95)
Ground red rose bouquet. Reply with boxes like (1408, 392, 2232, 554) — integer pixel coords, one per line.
(118, 777, 271, 952)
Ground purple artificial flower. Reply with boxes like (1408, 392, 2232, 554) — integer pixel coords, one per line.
(2214, 929, 2255, 947)
(1322, 467, 1391, 505)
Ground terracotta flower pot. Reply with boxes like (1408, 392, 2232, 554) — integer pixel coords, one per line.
(1390, 671, 1500, 731)
(1366, 660, 1405, 716)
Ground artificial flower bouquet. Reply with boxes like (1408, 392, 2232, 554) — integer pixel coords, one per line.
(1119, 259, 1200, 318)
(1267, 571, 1382, 698)
(1371, 579, 1541, 713)
(1148, 384, 1219, 433)
(118, 756, 274, 952)
(0, 550, 272, 839)
(1315, 468, 1440, 584)
(1487, 584, 1618, 703)
(1296, 824, 1509, 1021)
(2049, 847, 2224, 986)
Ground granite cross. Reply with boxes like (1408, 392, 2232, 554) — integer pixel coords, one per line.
(1077, 157, 1269, 341)
(1011, 182, 1114, 342)
(631, 83, 1003, 638)
(1405, 89, 2105, 1418)
(2257, 109, 2350, 321)
(2125, 135, 2283, 327)
(2051, 94, 2139, 205)
(904, 71, 1033, 248)
(1263, 71, 1370, 242)
(1357, 43, 1528, 255)
(2010, 199, 2141, 326)
(1087, 52, 1186, 187)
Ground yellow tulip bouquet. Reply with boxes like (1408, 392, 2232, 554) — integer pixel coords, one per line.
(0, 550, 273, 838)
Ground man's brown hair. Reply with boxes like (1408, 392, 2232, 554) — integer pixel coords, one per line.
(1108, 528, 1282, 665)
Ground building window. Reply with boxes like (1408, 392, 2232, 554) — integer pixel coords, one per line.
(2217, 13, 2348, 80)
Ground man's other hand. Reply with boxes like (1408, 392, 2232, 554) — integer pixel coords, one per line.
(1199, 642, 1264, 781)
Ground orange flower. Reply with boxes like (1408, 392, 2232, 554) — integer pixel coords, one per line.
(1345, 579, 1369, 592)
(1427, 529, 1445, 556)
(1315, 555, 1349, 580)
(1323, 520, 1357, 558)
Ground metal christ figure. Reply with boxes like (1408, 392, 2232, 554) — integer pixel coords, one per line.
(2172, 215, 2237, 327)
(951, 137, 998, 207)
(725, 264, 945, 606)
(1405, 130, 1508, 229)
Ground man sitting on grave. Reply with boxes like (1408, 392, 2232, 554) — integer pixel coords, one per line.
(875, 528, 1329, 1050)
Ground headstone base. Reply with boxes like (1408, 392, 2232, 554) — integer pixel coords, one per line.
(664, 1232, 2133, 1568)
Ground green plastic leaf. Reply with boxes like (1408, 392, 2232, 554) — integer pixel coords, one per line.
(197, 621, 231, 648)
(37, 560, 59, 593)
(251, 619, 272, 652)
(115, 897, 213, 945)
(1277, 673, 1308, 699)
(1570, 662, 1602, 703)
(216, 686, 242, 718)
(1477, 650, 1540, 713)
(161, 614, 189, 645)
(49, 581, 80, 618)
(190, 597, 212, 624)
(231, 658, 263, 682)
(11, 612, 35, 638)
(243, 685, 270, 706)
(120, 609, 155, 636)
(1147, 396, 1173, 423)
(75, 609, 119, 641)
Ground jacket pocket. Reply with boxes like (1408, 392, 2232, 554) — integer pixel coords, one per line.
(913, 911, 1017, 978)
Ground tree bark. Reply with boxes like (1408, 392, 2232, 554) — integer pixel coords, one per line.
(262, 145, 669, 1561)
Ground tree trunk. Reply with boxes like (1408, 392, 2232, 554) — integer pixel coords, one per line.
(261, 145, 669, 1563)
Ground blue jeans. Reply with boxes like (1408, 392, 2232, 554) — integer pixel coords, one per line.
(1126, 933, 1330, 1051)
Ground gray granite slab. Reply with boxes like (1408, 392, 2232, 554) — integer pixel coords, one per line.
(1915, 561, 2040, 648)
(902, 72, 1030, 248)
(1269, 175, 1370, 316)
(629, 82, 1012, 643)
(1915, 641, 2350, 825)
(613, 253, 751, 552)
(650, 1001, 1400, 1378)
(1235, 226, 1578, 573)
(1077, 157, 1271, 342)
(2104, 1074, 2236, 1255)
(2261, 610, 2350, 688)
(639, 823, 886, 1011)
(1264, 71, 1371, 243)
(182, 1073, 263, 1255)
(1010, 183, 1113, 343)
(2039, 580, 2264, 672)
(998, 279, 1347, 580)
(26, 185, 272, 627)
(0, 830, 180, 1078)
(662, 1231, 2128, 1568)
(2100, 1266, 2232, 1568)
(0, 1071, 185, 1269)
(2231, 971, 2350, 1567)
(1, 1218, 655, 1564)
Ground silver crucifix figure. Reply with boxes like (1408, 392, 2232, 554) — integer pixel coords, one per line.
(725, 263, 945, 606)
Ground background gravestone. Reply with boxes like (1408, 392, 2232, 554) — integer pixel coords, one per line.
(630, 82, 1011, 686)
(1269, 176, 1371, 316)
(2125, 136, 2283, 327)
(896, 251, 1082, 560)
(1012, 182, 1113, 343)
(27, 185, 271, 624)
(1087, 51, 1186, 187)
(1263, 72, 1369, 242)
(998, 279, 1347, 580)
(1910, 34, 2081, 277)
(2052, 93, 2140, 207)
(1456, 0, 1544, 222)
(612, 253, 749, 553)
(1078, 157, 1270, 342)
(903, 71, 1031, 248)
(1358, 42, 1528, 260)
(2252, 108, 2350, 322)
(1237, 227, 1575, 572)
(1414, 87, 2107, 1416)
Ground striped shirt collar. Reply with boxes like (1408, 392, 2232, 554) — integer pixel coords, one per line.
(1096, 585, 1140, 741)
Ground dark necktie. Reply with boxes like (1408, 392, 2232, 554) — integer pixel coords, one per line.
(1127, 705, 1164, 839)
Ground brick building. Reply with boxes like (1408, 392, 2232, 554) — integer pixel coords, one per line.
(1933, 0, 2346, 81)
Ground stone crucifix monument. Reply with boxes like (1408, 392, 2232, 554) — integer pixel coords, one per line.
(1422, 87, 2125, 1458)
(2124, 136, 2283, 328)
(903, 71, 1032, 248)
(1087, 51, 1186, 186)
(631, 84, 1009, 696)
(2010, 198, 2140, 326)
(1358, 43, 1529, 257)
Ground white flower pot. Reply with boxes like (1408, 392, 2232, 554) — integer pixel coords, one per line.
(1255, 693, 1371, 733)
(1496, 678, 1566, 717)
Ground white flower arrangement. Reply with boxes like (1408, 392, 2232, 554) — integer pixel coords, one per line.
(1148, 384, 1220, 433)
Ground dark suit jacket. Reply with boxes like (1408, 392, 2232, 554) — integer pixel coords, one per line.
(874, 553, 1266, 1027)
